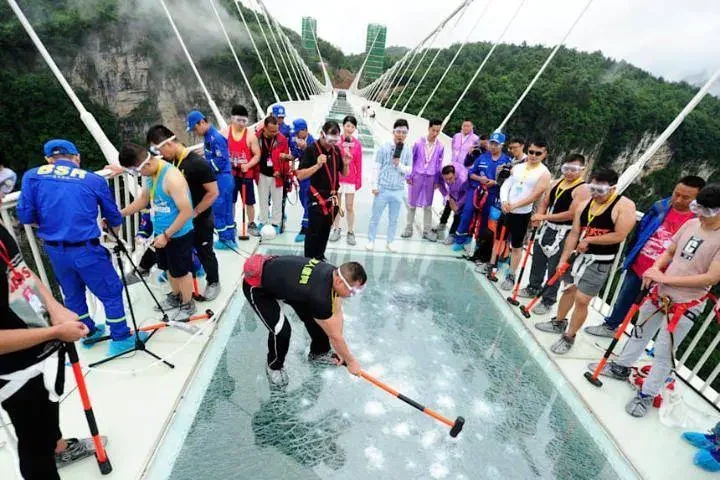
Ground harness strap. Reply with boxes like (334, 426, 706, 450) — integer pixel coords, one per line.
(538, 222, 573, 258)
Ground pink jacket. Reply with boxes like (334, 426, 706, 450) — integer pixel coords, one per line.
(338, 136, 363, 190)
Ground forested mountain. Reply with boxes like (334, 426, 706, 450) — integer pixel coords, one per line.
(1, 1, 718, 211)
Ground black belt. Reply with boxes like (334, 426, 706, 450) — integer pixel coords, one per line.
(45, 239, 100, 248)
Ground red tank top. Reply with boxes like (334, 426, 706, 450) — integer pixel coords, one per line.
(228, 127, 253, 178)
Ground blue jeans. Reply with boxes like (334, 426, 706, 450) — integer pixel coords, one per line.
(604, 268, 642, 329)
(368, 188, 404, 243)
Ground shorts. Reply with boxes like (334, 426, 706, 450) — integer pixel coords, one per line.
(506, 212, 531, 248)
(338, 183, 356, 194)
(156, 230, 194, 278)
(562, 261, 612, 297)
(233, 177, 256, 205)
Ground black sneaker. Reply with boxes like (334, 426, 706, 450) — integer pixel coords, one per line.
(55, 437, 108, 469)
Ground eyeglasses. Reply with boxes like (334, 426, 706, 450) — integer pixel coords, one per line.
(324, 133, 340, 145)
(128, 152, 152, 175)
(231, 115, 248, 125)
(690, 200, 720, 218)
(527, 150, 545, 156)
(393, 128, 409, 135)
(338, 269, 363, 296)
(561, 164, 585, 174)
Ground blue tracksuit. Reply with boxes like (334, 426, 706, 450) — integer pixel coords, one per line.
(455, 152, 511, 245)
(204, 126, 236, 242)
(279, 122, 291, 139)
(16, 160, 130, 340)
(289, 133, 315, 230)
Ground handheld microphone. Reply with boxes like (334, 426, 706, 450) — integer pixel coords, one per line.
(393, 142, 404, 159)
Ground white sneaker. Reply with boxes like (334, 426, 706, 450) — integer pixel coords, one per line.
(365, 241, 375, 251)
(386, 242, 397, 252)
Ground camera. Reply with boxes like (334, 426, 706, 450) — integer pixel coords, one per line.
(496, 164, 512, 187)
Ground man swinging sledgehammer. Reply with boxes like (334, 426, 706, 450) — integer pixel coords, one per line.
(242, 255, 366, 387)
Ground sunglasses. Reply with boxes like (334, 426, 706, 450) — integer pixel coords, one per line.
(527, 150, 545, 156)
(338, 269, 363, 296)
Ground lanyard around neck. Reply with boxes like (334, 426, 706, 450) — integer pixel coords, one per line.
(150, 160, 166, 204)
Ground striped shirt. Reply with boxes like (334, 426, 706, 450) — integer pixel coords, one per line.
(371, 141, 413, 190)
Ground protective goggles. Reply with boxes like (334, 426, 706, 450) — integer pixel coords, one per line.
(231, 115, 248, 125)
(690, 200, 720, 218)
(561, 163, 585, 174)
(588, 183, 613, 196)
(128, 152, 152, 175)
(149, 135, 176, 156)
(324, 133, 340, 145)
(338, 269, 364, 297)
(393, 128, 409, 135)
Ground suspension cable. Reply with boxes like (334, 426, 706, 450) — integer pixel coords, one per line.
(6, 0, 120, 164)
(496, 0, 594, 132)
(258, 0, 312, 99)
(310, 26, 333, 89)
(391, 30, 440, 110)
(158, 0, 227, 130)
(233, 0, 279, 103)
(246, 1, 293, 100)
(371, 53, 409, 102)
(350, 28, 381, 92)
(402, 0, 474, 111)
(208, 0, 263, 115)
(253, 0, 300, 100)
(383, 45, 423, 107)
(418, 0, 493, 117)
(441, 0, 527, 128)
(617, 67, 720, 194)
(391, 0, 474, 109)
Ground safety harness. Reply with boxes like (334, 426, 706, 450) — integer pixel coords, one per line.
(0, 239, 64, 402)
(469, 186, 489, 239)
(309, 143, 340, 219)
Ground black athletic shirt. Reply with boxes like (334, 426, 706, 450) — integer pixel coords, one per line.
(581, 195, 623, 257)
(300, 142, 343, 199)
(259, 135, 276, 177)
(0, 224, 61, 375)
(173, 150, 217, 220)
(549, 180, 585, 225)
(261, 256, 335, 320)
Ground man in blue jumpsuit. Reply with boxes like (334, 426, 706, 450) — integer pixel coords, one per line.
(187, 110, 237, 250)
(16, 139, 136, 356)
(453, 132, 511, 251)
(289, 118, 315, 242)
(273, 105, 291, 138)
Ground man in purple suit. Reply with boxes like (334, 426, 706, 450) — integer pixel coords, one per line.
(436, 119, 479, 240)
(402, 119, 445, 242)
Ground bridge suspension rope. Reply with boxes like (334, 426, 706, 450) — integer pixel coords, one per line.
(495, 0, 594, 133)
(254, 0, 301, 100)
(441, 0, 528, 129)
(208, 0, 264, 115)
(233, 0, 280, 103)
(246, 0, 293, 100)
(418, 0, 494, 118)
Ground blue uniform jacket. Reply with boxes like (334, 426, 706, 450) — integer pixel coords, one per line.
(17, 159, 122, 242)
(468, 151, 511, 199)
(622, 197, 673, 270)
(279, 122, 291, 139)
(289, 134, 315, 160)
(204, 126, 231, 175)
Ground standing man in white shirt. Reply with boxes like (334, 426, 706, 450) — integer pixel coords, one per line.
(499, 139, 552, 291)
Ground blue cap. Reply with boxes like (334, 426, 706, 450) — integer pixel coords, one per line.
(272, 105, 286, 117)
(292, 119, 308, 133)
(186, 110, 206, 132)
(489, 132, 506, 144)
(43, 139, 79, 157)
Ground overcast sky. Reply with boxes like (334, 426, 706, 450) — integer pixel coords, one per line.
(260, 0, 719, 86)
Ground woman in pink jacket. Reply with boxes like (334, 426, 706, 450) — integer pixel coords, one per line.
(329, 115, 363, 245)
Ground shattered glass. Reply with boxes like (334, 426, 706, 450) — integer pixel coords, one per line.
(170, 249, 628, 480)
